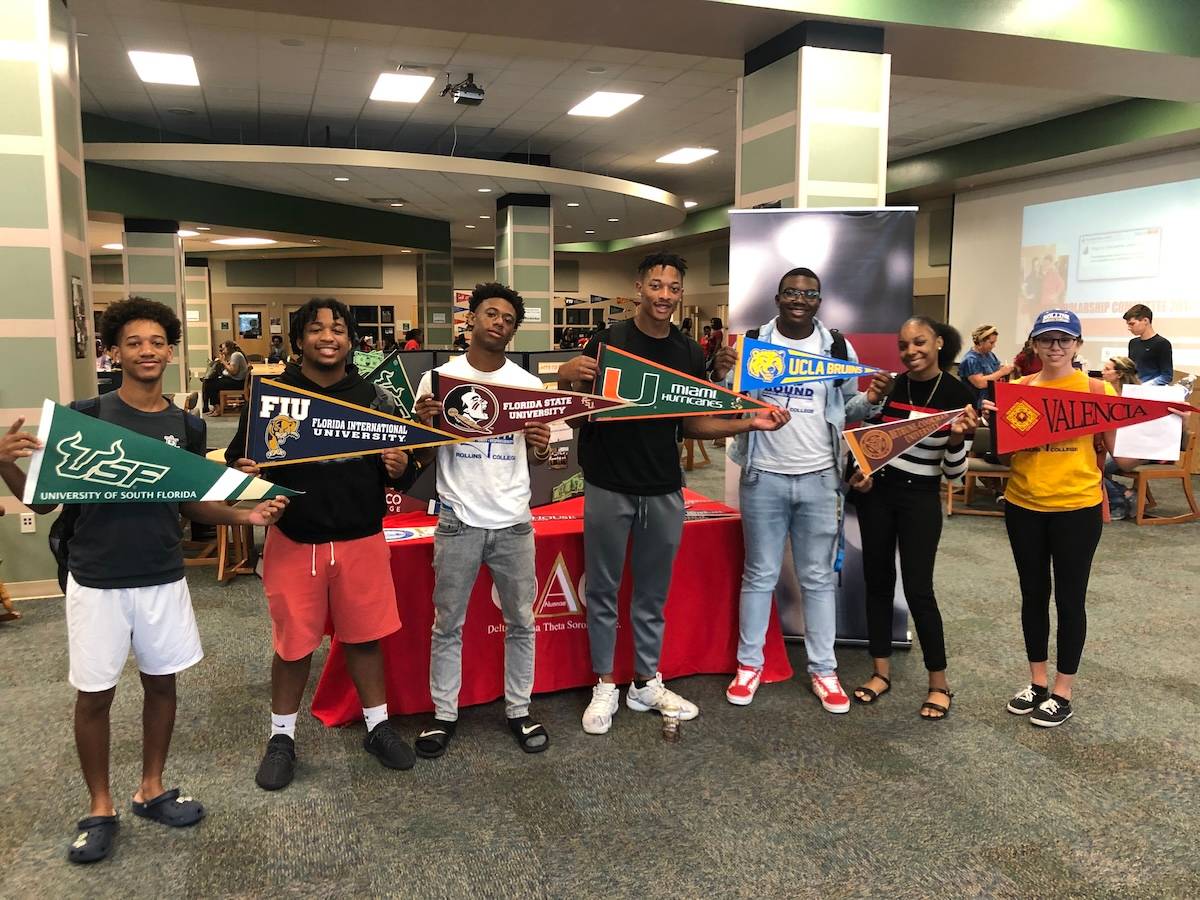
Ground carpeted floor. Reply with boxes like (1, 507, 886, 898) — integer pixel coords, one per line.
(2, 433, 1198, 898)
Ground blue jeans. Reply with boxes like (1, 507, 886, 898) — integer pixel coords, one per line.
(737, 467, 840, 675)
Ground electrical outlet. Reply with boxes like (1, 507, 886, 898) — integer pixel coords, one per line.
(19, 512, 36, 534)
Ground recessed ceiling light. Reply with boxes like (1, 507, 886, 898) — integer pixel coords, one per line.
(128, 51, 199, 86)
(196, 226, 211, 231)
(566, 202, 580, 207)
(389, 202, 404, 207)
(101, 243, 123, 251)
(607, 217, 619, 222)
(465, 224, 476, 228)
(76, 32, 88, 37)
(479, 215, 490, 219)
(212, 237, 277, 246)
(310, 240, 319, 243)
(568, 91, 643, 118)
(656, 147, 718, 165)
(684, 200, 698, 208)
(333, 176, 349, 182)
(370, 72, 435, 103)
(280, 38, 305, 47)
(401, 249, 412, 253)
(167, 107, 194, 116)
(475, 245, 495, 250)
(477, 187, 492, 193)
(585, 65, 607, 75)
(176, 229, 199, 237)
(585, 230, 595, 235)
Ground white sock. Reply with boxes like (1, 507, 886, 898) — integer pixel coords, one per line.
(363, 704, 388, 733)
(271, 711, 297, 740)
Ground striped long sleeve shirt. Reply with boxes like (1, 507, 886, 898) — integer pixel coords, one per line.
(866, 372, 974, 488)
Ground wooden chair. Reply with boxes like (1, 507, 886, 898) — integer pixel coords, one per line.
(681, 438, 710, 471)
(945, 424, 1010, 517)
(1131, 426, 1199, 526)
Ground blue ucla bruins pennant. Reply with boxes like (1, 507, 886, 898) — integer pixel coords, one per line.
(732, 334, 884, 393)
(246, 378, 464, 467)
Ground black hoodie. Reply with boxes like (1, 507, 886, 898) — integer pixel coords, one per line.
(225, 362, 414, 544)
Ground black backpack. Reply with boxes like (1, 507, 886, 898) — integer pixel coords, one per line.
(603, 318, 708, 377)
(48, 396, 204, 591)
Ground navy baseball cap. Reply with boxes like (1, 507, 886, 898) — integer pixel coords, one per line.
(1030, 309, 1082, 338)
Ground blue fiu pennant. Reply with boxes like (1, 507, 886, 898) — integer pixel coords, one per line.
(732, 334, 883, 393)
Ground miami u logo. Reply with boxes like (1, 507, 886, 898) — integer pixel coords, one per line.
(601, 369, 660, 406)
(55, 432, 169, 488)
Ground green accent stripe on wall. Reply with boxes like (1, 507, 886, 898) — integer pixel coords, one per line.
(0, 247, 53, 318)
(0, 337, 58, 406)
(739, 128, 797, 196)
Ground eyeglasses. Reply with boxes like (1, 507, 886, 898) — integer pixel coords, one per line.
(1033, 335, 1077, 348)
(780, 288, 821, 301)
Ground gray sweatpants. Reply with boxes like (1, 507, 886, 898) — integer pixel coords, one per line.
(429, 505, 536, 721)
(583, 482, 684, 678)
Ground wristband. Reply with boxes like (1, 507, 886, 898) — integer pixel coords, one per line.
(532, 446, 550, 461)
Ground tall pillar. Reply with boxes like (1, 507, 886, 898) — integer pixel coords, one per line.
(736, 22, 889, 209)
(122, 218, 187, 397)
(0, 0, 92, 589)
(184, 261, 213, 382)
(495, 194, 552, 351)
(418, 250, 454, 347)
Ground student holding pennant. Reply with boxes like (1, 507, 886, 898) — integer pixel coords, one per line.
(0, 298, 288, 864)
(226, 298, 422, 790)
(558, 253, 788, 736)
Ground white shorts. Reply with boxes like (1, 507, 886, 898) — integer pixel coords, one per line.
(65, 574, 204, 692)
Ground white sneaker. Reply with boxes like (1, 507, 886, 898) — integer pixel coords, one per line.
(582, 681, 620, 735)
(625, 673, 699, 720)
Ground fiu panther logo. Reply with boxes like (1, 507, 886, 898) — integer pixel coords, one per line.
(264, 416, 300, 460)
(746, 347, 786, 385)
(54, 432, 169, 488)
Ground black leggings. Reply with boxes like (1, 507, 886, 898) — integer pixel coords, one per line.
(856, 480, 946, 671)
(1003, 501, 1102, 676)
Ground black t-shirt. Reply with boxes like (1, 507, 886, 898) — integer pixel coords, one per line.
(68, 392, 206, 589)
(576, 320, 706, 496)
(1127, 333, 1173, 383)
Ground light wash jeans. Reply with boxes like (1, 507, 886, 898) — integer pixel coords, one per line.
(737, 467, 840, 675)
(429, 506, 536, 721)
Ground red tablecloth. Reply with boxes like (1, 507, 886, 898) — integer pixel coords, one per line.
(310, 490, 794, 726)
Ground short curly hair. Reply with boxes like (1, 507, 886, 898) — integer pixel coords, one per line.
(100, 296, 182, 348)
(469, 282, 525, 327)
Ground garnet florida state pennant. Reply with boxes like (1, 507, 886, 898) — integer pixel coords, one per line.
(433, 372, 630, 439)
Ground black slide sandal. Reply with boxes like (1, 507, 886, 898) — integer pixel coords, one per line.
(68, 815, 118, 864)
(414, 720, 456, 759)
(920, 687, 954, 721)
(508, 716, 550, 753)
(853, 672, 891, 704)
(131, 789, 205, 827)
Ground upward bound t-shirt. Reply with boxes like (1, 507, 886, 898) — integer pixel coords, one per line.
(752, 329, 833, 475)
(416, 355, 542, 529)
(576, 321, 706, 496)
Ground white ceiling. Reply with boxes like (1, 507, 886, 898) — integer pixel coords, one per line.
(72, 1, 1118, 235)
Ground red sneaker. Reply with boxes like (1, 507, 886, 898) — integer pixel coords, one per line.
(811, 673, 850, 714)
(725, 666, 763, 706)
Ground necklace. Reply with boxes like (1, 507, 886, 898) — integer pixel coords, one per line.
(906, 370, 943, 408)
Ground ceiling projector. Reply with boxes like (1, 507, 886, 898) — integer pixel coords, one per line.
(442, 73, 485, 106)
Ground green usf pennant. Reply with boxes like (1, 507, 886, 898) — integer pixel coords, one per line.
(590, 344, 772, 422)
(24, 400, 298, 504)
(363, 349, 416, 417)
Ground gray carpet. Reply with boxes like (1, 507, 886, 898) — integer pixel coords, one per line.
(2, 435, 1198, 898)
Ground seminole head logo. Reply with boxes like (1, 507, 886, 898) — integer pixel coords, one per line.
(265, 415, 300, 459)
(1005, 399, 1040, 434)
(444, 384, 499, 435)
(746, 347, 785, 384)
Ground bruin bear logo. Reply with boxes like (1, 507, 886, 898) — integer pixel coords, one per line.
(264, 415, 300, 460)
(444, 384, 499, 434)
(746, 347, 785, 384)
(54, 432, 169, 488)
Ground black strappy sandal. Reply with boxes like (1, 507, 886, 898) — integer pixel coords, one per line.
(920, 687, 954, 720)
(853, 672, 891, 704)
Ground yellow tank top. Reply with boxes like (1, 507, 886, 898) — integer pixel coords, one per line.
(1003, 370, 1116, 512)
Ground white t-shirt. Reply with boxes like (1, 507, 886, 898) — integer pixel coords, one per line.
(752, 330, 834, 475)
(415, 355, 544, 529)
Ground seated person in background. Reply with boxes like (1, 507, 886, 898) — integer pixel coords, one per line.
(201, 340, 248, 413)
(403, 329, 423, 351)
(1012, 338, 1042, 377)
(958, 325, 1014, 412)
(1101, 355, 1174, 519)
(267, 335, 285, 364)
(1124, 304, 1173, 385)
(559, 327, 578, 350)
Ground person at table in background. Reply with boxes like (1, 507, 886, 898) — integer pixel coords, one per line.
(226, 297, 421, 791)
(557, 253, 788, 735)
(985, 309, 1114, 728)
(958, 324, 1013, 412)
(1124, 304, 1173, 385)
(1099, 355, 1155, 520)
(267, 334, 286, 364)
(847, 318, 976, 720)
(201, 340, 248, 414)
(1012, 337, 1042, 378)
(706, 317, 725, 362)
(403, 329, 424, 351)
(409, 283, 551, 759)
(453, 331, 469, 351)
(0, 297, 287, 864)
(710, 267, 890, 712)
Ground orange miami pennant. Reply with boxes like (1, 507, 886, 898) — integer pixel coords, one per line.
(843, 408, 964, 477)
(995, 380, 1198, 454)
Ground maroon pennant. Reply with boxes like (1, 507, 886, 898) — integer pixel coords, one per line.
(433, 372, 631, 439)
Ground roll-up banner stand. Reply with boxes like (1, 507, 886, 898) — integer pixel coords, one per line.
(728, 208, 917, 647)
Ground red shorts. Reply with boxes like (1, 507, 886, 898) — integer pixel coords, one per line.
(262, 528, 400, 661)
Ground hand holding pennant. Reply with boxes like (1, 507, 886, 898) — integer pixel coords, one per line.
(994, 381, 1200, 454)
(843, 408, 965, 477)
(432, 372, 631, 439)
(590, 343, 772, 422)
(246, 378, 466, 467)
(733, 334, 886, 393)
(22, 400, 299, 504)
